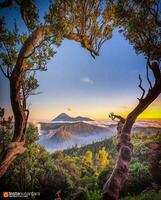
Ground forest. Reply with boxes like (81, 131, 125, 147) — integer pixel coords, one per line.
(0, 0, 161, 200)
(0, 119, 161, 200)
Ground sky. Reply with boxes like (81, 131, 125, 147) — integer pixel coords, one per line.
(0, 1, 161, 121)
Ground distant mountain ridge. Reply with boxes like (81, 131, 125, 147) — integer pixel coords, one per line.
(39, 121, 114, 149)
(52, 113, 94, 122)
(38, 120, 161, 152)
(50, 122, 108, 138)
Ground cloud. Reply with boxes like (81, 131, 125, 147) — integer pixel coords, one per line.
(82, 77, 94, 84)
(67, 108, 72, 111)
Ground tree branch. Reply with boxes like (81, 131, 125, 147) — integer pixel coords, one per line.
(109, 112, 125, 123)
(0, 65, 9, 79)
(149, 61, 161, 84)
(24, 36, 53, 59)
(123, 63, 161, 133)
(137, 74, 145, 102)
(146, 57, 153, 89)
(103, 62, 161, 200)
(12, 26, 99, 77)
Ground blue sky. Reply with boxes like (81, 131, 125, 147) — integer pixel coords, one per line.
(0, 1, 161, 120)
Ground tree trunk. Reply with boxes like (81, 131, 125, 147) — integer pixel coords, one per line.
(0, 142, 26, 178)
(102, 62, 161, 200)
(102, 121, 133, 200)
(0, 69, 28, 178)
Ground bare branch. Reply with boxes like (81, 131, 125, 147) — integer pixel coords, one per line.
(137, 74, 145, 102)
(0, 65, 9, 79)
(109, 112, 125, 123)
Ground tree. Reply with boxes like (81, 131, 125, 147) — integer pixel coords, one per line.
(1, 1, 160, 199)
(0, 0, 39, 30)
(102, 1, 161, 199)
(96, 147, 110, 171)
(0, 0, 113, 177)
(84, 150, 93, 164)
(25, 123, 39, 145)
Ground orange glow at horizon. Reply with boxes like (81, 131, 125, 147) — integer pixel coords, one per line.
(29, 99, 161, 121)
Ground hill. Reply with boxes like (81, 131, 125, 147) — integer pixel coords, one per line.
(63, 126, 161, 158)
(38, 122, 114, 151)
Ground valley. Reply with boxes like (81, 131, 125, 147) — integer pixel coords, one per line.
(37, 113, 161, 152)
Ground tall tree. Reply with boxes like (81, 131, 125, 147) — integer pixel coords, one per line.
(84, 150, 93, 164)
(102, 1, 161, 199)
(0, 0, 113, 177)
(96, 147, 110, 171)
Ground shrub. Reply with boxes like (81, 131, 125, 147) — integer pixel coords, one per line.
(72, 188, 90, 200)
(98, 168, 112, 190)
(121, 162, 152, 196)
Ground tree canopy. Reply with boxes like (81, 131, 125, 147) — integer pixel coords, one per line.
(115, 0, 161, 61)
(0, 1, 161, 200)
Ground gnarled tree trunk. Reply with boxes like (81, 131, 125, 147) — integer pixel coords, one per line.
(102, 62, 161, 200)
(0, 73, 28, 178)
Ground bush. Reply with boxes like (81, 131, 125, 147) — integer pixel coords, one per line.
(121, 190, 161, 200)
(121, 162, 152, 196)
(72, 188, 90, 200)
(88, 191, 101, 200)
(98, 168, 112, 190)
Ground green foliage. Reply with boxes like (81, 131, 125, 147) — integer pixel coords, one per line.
(72, 188, 90, 200)
(121, 190, 161, 200)
(0, 143, 72, 200)
(114, 0, 161, 60)
(64, 137, 115, 158)
(0, 107, 13, 149)
(25, 123, 39, 145)
(147, 131, 161, 143)
(122, 162, 152, 196)
(129, 162, 150, 173)
(0, 130, 12, 149)
(98, 168, 112, 190)
(88, 191, 101, 200)
(79, 176, 99, 191)
(45, 0, 114, 57)
(0, 118, 160, 199)
(0, 13, 56, 108)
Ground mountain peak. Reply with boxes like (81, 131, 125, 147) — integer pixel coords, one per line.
(58, 113, 70, 117)
(52, 113, 73, 121)
(52, 113, 93, 122)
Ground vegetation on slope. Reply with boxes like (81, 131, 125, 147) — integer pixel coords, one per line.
(0, 120, 161, 200)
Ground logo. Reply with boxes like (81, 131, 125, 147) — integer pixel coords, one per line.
(2, 192, 40, 198)
(3, 192, 9, 198)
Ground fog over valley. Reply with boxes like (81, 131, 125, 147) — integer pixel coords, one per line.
(35, 113, 161, 152)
